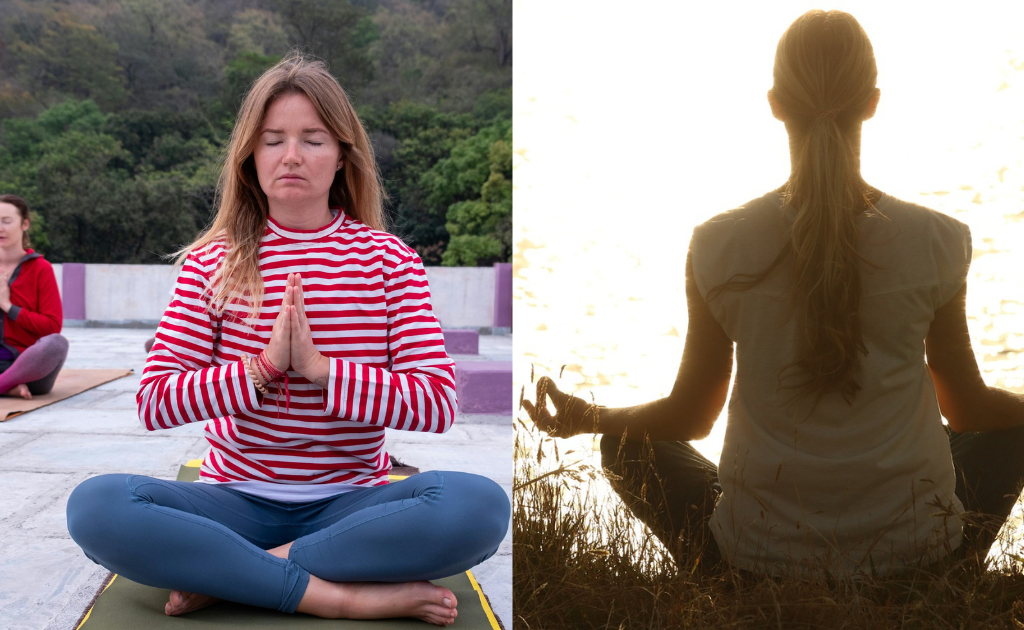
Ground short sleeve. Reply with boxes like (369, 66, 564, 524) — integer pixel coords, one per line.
(934, 218, 972, 308)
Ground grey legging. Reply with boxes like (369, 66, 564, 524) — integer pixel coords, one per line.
(0, 334, 69, 395)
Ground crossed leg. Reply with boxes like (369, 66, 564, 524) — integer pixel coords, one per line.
(0, 333, 69, 399)
(164, 541, 461, 624)
(67, 470, 509, 623)
(600, 434, 723, 571)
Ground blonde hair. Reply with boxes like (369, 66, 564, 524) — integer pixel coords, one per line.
(711, 10, 881, 404)
(175, 53, 386, 319)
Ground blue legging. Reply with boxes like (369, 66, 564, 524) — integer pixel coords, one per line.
(66, 471, 510, 613)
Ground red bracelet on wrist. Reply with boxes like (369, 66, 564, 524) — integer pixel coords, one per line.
(257, 351, 290, 418)
(257, 351, 287, 382)
(254, 357, 272, 384)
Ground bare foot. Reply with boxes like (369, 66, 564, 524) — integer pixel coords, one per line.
(165, 589, 221, 616)
(298, 577, 458, 625)
(271, 542, 456, 625)
(3, 384, 31, 399)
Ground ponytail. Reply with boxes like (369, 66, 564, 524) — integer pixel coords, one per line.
(709, 10, 881, 404)
(783, 110, 871, 403)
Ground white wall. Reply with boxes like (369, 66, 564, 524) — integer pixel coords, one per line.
(424, 267, 495, 329)
(52, 263, 63, 299)
(84, 265, 180, 322)
(71, 264, 495, 328)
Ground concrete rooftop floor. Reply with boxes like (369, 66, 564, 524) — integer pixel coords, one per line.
(0, 328, 512, 630)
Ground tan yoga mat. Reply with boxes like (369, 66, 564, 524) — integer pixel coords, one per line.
(0, 368, 134, 421)
(75, 461, 502, 630)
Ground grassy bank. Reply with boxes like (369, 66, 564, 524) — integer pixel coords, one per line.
(513, 428, 1024, 629)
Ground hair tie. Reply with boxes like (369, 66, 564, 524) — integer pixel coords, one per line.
(814, 109, 839, 120)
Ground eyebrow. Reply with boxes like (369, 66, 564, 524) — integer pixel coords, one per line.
(262, 128, 330, 134)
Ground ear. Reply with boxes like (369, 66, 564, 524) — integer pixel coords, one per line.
(768, 89, 786, 121)
(337, 157, 344, 171)
(863, 87, 881, 121)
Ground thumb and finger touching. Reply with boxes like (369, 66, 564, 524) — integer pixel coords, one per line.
(523, 376, 597, 438)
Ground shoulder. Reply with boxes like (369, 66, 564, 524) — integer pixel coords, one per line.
(340, 216, 420, 267)
(24, 253, 53, 272)
(182, 238, 229, 276)
(691, 191, 785, 250)
(876, 194, 970, 238)
(19, 252, 55, 279)
(871, 195, 972, 272)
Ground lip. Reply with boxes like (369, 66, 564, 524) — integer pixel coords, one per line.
(279, 174, 305, 181)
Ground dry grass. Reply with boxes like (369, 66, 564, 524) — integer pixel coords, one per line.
(513, 427, 1024, 630)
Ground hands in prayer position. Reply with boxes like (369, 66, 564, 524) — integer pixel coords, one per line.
(258, 273, 330, 389)
(0, 270, 11, 312)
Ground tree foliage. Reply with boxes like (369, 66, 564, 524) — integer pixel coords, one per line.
(0, 0, 511, 266)
(420, 119, 512, 266)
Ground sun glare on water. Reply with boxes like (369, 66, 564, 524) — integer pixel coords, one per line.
(514, 1, 1024, 562)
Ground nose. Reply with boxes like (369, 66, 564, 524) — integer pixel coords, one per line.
(283, 139, 302, 164)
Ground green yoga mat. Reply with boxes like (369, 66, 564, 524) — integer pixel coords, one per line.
(76, 462, 500, 629)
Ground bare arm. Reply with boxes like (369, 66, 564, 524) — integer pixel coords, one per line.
(926, 281, 1024, 432)
(527, 251, 734, 441)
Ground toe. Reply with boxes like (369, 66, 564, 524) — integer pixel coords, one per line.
(439, 588, 457, 608)
(425, 603, 458, 622)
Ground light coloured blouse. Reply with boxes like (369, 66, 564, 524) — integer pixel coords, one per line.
(690, 190, 970, 575)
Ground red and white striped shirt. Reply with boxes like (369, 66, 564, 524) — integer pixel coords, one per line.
(137, 210, 457, 490)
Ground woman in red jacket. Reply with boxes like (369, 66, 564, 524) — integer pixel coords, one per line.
(0, 194, 67, 399)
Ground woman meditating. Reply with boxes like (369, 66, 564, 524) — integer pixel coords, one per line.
(0, 194, 67, 399)
(525, 10, 1024, 576)
(67, 55, 509, 624)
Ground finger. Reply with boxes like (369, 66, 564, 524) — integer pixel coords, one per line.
(541, 376, 567, 404)
(521, 399, 536, 420)
(535, 378, 547, 411)
(295, 275, 307, 320)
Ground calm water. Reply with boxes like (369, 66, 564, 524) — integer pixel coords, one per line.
(514, 2, 1024, 561)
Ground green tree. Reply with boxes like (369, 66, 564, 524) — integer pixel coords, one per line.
(364, 0, 512, 112)
(360, 100, 477, 263)
(419, 118, 511, 266)
(268, 0, 377, 88)
(5, 10, 127, 111)
(104, 109, 222, 173)
(223, 52, 284, 114)
(0, 1, 512, 264)
(227, 9, 290, 57)
(447, 0, 513, 68)
(104, 0, 223, 110)
(0, 100, 217, 262)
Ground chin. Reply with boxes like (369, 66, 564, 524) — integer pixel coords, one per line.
(269, 194, 325, 208)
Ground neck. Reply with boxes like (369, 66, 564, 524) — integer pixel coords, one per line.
(786, 121, 864, 167)
(268, 200, 334, 231)
(784, 122, 881, 206)
(0, 243, 26, 263)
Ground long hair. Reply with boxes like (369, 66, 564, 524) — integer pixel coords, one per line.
(0, 194, 32, 248)
(174, 52, 386, 320)
(713, 11, 881, 404)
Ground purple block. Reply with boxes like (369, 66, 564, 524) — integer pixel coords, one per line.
(443, 329, 479, 355)
(455, 361, 512, 414)
(493, 262, 512, 329)
(62, 263, 87, 320)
